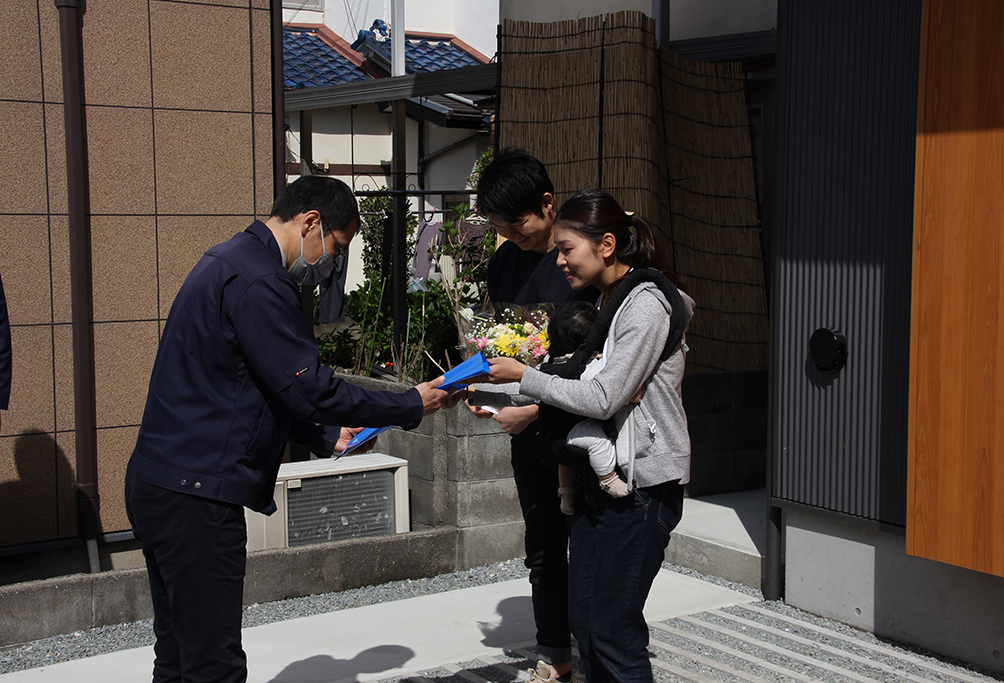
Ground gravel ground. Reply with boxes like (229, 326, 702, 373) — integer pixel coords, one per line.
(0, 558, 530, 676)
(3, 559, 999, 683)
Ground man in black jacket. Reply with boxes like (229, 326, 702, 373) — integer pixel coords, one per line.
(471, 149, 595, 683)
(126, 176, 454, 683)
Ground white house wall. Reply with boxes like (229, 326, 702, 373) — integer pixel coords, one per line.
(289, 0, 498, 58)
(423, 126, 485, 193)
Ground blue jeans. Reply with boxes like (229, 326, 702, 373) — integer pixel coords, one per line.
(569, 475, 684, 683)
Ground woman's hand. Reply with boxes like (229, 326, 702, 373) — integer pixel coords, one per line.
(465, 402, 496, 419)
(493, 404, 539, 434)
(488, 357, 527, 384)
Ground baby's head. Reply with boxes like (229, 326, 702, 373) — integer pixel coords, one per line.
(548, 301, 598, 357)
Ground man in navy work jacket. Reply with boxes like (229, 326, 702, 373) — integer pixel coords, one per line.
(126, 176, 454, 683)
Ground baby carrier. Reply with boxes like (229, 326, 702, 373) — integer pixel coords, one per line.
(536, 268, 686, 467)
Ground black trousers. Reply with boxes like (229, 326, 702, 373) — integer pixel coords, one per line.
(510, 435, 572, 665)
(125, 470, 249, 683)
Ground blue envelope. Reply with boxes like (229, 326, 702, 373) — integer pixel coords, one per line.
(339, 352, 492, 456)
(437, 351, 492, 393)
(339, 425, 392, 457)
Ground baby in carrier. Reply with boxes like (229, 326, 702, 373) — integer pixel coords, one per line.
(544, 302, 632, 515)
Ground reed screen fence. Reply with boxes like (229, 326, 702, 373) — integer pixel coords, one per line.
(499, 11, 768, 373)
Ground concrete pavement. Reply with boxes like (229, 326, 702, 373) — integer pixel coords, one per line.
(0, 569, 756, 683)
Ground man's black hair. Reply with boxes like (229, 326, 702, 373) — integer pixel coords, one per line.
(548, 301, 598, 358)
(269, 176, 359, 234)
(476, 147, 554, 223)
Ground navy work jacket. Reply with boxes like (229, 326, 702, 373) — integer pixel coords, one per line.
(129, 221, 423, 513)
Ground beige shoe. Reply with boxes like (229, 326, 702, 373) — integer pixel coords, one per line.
(528, 660, 555, 683)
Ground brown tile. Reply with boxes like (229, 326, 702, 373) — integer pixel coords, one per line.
(90, 216, 159, 322)
(251, 0, 270, 9)
(252, 9, 273, 114)
(150, 2, 252, 112)
(38, 0, 63, 103)
(0, 215, 52, 326)
(158, 0, 246, 6)
(157, 215, 250, 317)
(1, 326, 55, 437)
(95, 426, 139, 533)
(93, 321, 158, 428)
(0, 2, 43, 101)
(49, 215, 72, 324)
(44, 103, 67, 215)
(80, 0, 152, 108)
(53, 324, 75, 433)
(0, 432, 59, 546)
(0, 102, 47, 214)
(86, 106, 156, 215)
(154, 110, 255, 215)
(54, 431, 78, 538)
(255, 113, 276, 216)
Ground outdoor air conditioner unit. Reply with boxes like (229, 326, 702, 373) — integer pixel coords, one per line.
(246, 453, 409, 552)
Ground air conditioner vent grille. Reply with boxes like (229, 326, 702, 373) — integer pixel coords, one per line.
(286, 470, 396, 546)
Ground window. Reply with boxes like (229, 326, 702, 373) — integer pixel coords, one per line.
(283, 0, 323, 11)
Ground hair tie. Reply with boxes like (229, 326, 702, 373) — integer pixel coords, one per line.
(625, 212, 636, 239)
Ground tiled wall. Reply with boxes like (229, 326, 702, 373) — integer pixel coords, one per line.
(0, 0, 274, 546)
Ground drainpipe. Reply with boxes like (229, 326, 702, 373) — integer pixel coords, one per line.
(390, 0, 407, 358)
(55, 0, 100, 574)
(272, 0, 286, 199)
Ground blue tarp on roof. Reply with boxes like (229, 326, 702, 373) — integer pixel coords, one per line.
(283, 28, 369, 89)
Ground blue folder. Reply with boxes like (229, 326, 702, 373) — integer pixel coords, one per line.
(339, 353, 492, 456)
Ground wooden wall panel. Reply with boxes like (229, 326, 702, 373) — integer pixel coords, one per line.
(907, 0, 1004, 576)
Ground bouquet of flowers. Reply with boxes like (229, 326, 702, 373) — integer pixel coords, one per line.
(459, 303, 551, 367)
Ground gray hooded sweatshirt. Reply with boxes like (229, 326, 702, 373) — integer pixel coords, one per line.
(519, 281, 696, 488)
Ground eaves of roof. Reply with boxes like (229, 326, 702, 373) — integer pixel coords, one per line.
(285, 62, 498, 111)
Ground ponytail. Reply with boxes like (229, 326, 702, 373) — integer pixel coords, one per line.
(554, 189, 685, 291)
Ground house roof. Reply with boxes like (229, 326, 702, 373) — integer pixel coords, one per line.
(350, 33, 484, 74)
(284, 28, 369, 89)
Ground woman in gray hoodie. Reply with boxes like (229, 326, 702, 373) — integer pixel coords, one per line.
(487, 189, 696, 683)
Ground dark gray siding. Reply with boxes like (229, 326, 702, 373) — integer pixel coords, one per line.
(771, 1, 922, 527)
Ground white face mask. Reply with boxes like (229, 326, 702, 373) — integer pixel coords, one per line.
(288, 224, 334, 285)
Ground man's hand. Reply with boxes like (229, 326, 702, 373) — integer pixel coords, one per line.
(415, 376, 452, 415)
(493, 404, 538, 435)
(334, 426, 367, 455)
(488, 357, 527, 384)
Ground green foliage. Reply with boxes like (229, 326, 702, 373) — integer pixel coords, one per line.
(320, 262, 459, 384)
(466, 147, 494, 191)
(357, 191, 418, 276)
(431, 203, 495, 315)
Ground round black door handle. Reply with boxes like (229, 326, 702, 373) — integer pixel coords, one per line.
(810, 327, 848, 372)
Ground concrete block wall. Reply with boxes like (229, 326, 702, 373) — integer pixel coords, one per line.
(683, 369, 768, 496)
(0, 375, 525, 646)
(356, 374, 525, 568)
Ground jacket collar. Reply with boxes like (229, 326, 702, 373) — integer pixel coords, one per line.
(246, 220, 285, 267)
